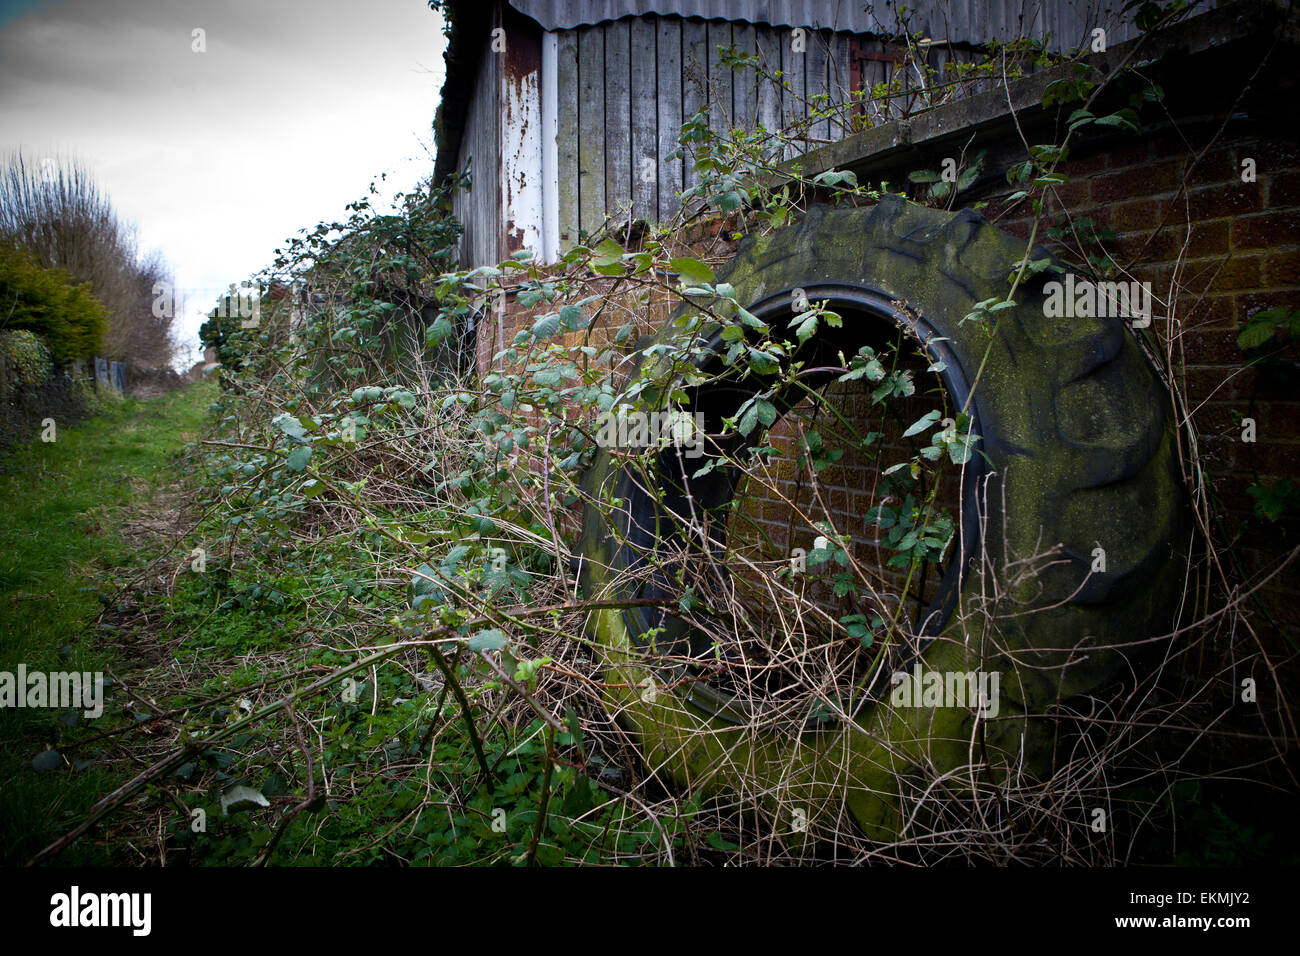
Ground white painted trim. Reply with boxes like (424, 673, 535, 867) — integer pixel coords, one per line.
(541, 30, 560, 263)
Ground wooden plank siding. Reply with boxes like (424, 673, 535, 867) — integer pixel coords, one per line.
(805, 28, 829, 146)
(825, 32, 851, 142)
(754, 23, 782, 161)
(706, 21, 732, 137)
(781, 25, 806, 160)
(452, 30, 501, 269)
(453, 15, 987, 266)
(732, 22, 756, 132)
(604, 19, 633, 229)
(630, 18, 659, 223)
(655, 17, 683, 223)
(554, 31, 579, 246)
(680, 18, 708, 198)
(576, 25, 606, 240)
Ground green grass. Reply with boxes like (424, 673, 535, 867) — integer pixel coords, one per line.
(0, 380, 215, 864)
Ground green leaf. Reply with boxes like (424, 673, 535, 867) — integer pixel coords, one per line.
(559, 304, 586, 330)
(592, 239, 624, 267)
(299, 478, 326, 498)
(813, 169, 858, 188)
(670, 256, 715, 285)
(467, 629, 508, 653)
(220, 785, 270, 815)
(426, 315, 454, 347)
(272, 413, 307, 441)
(902, 410, 941, 438)
(531, 312, 561, 339)
(1094, 110, 1138, 131)
(790, 310, 819, 344)
(593, 239, 625, 275)
(32, 749, 63, 772)
(285, 446, 313, 472)
(737, 402, 759, 436)
(746, 347, 780, 375)
(1237, 311, 1290, 350)
(408, 563, 444, 610)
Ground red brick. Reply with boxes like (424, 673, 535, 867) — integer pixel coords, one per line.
(1178, 305, 1235, 338)
(1233, 212, 1300, 249)
(1183, 147, 1238, 188)
(1187, 183, 1263, 221)
(1107, 140, 1153, 169)
(1091, 159, 1183, 203)
(1266, 170, 1300, 209)
(1117, 227, 1184, 264)
(1183, 366, 1235, 403)
(1248, 441, 1300, 480)
(1112, 199, 1158, 232)
(1204, 433, 1242, 471)
(1237, 290, 1300, 321)
(1150, 132, 1195, 159)
(1242, 139, 1300, 172)
(1263, 403, 1300, 440)
(1263, 248, 1300, 287)
(1060, 151, 1113, 177)
(1194, 402, 1246, 437)
(1186, 220, 1233, 257)
(1183, 326, 1251, 364)
(1049, 179, 1091, 208)
(1183, 254, 1265, 294)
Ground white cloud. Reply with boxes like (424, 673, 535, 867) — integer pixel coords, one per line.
(0, 0, 447, 366)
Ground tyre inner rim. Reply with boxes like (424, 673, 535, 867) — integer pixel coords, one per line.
(608, 284, 986, 727)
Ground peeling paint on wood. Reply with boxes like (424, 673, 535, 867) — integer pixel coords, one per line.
(501, 17, 543, 258)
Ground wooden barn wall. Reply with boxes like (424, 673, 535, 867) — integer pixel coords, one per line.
(452, 31, 502, 269)
(552, 15, 977, 251)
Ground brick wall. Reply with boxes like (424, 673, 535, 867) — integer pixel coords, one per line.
(989, 127, 1300, 644)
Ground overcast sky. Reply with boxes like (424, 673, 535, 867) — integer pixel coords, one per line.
(0, 0, 448, 366)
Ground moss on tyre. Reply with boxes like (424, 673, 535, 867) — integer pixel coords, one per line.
(579, 195, 1187, 841)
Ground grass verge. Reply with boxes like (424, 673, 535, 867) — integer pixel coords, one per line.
(0, 381, 215, 864)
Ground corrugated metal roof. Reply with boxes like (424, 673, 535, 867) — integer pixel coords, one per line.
(506, 0, 1136, 45)
(508, 1, 881, 33)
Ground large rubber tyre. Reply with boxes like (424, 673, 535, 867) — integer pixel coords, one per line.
(579, 195, 1187, 841)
